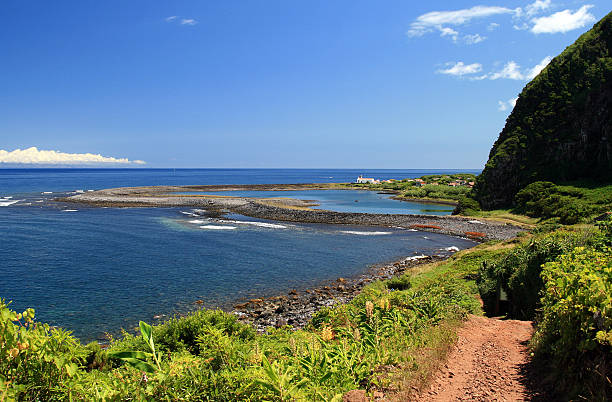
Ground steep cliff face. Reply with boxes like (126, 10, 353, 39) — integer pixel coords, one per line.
(474, 12, 612, 209)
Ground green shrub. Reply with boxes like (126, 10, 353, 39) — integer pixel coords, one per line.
(532, 247, 612, 399)
(386, 275, 412, 291)
(110, 309, 255, 356)
(514, 181, 611, 224)
(0, 300, 85, 400)
(453, 195, 482, 215)
(477, 228, 600, 319)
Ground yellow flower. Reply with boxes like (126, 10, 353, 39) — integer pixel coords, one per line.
(9, 348, 19, 358)
(321, 326, 335, 341)
(378, 298, 390, 310)
(365, 301, 374, 318)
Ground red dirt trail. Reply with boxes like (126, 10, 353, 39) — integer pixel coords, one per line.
(343, 315, 552, 402)
(414, 315, 535, 401)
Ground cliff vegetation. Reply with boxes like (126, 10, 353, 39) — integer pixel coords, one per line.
(474, 12, 612, 209)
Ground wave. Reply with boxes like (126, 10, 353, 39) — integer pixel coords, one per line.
(340, 230, 392, 235)
(199, 225, 237, 230)
(405, 255, 428, 261)
(0, 200, 21, 207)
(188, 219, 207, 224)
(180, 211, 199, 217)
(62, 209, 78, 212)
(223, 220, 287, 229)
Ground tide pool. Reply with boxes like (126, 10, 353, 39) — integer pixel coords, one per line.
(175, 189, 455, 215)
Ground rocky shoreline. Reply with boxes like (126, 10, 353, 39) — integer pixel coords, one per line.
(62, 184, 524, 241)
(62, 183, 521, 338)
(230, 254, 450, 332)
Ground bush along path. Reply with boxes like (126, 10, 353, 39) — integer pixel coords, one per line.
(395, 220, 612, 401)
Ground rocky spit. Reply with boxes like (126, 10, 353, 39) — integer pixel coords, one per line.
(62, 184, 525, 241)
(61, 183, 525, 334)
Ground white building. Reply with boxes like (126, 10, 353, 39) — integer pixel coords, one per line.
(356, 175, 380, 184)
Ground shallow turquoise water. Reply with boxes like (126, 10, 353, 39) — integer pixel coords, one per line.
(176, 189, 455, 215)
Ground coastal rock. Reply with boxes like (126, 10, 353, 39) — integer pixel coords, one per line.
(229, 253, 449, 333)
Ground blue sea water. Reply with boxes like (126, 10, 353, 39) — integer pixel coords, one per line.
(0, 169, 478, 341)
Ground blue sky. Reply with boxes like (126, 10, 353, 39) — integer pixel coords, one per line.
(0, 1, 608, 168)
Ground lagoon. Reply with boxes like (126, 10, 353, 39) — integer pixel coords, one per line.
(175, 189, 455, 215)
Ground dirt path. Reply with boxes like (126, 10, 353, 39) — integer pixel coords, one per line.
(415, 315, 536, 401)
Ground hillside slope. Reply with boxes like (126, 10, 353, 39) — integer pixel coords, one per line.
(474, 11, 612, 209)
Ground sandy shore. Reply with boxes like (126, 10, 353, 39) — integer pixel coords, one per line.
(62, 184, 523, 241)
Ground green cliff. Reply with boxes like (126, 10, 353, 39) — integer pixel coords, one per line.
(474, 11, 612, 209)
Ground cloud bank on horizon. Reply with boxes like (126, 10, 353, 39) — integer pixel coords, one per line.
(0, 147, 146, 165)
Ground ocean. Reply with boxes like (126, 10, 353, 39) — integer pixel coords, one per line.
(0, 168, 479, 341)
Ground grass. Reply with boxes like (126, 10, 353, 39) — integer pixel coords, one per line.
(458, 209, 539, 226)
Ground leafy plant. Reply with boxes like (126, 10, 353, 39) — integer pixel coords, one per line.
(109, 321, 161, 373)
(252, 354, 308, 401)
(532, 246, 612, 399)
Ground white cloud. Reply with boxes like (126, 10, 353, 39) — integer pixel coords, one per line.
(464, 33, 486, 44)
(438, 62, 483, 76)
(513, 22, 530, 30)
(407, 5, 515, 39)
(180, 18, 198, 26)
(489, 61, 524, 80)
(470, 57, 552, 81)
(525, 0, 552, 17)
(165, 16, 198, 26)
(498, 96, 519, 111)
(0, 147, 146, 165)
(531, 5, 595, 34)
(440, 27, 459, 41)
(487, 22, 500, 31)
(438, 28, 486, 45)
(526, 56, 552, 79)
